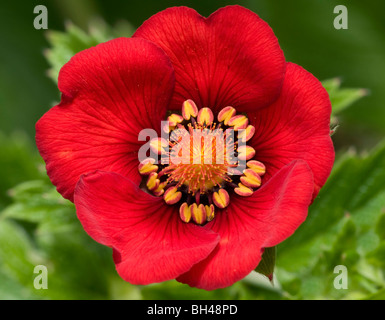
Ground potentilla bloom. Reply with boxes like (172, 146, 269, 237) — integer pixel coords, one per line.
(36, 6, 334, 290)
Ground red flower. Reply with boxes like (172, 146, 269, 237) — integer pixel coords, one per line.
(36, 6, 334, 290)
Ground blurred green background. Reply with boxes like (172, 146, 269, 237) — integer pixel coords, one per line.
(1, 0, 385, 150)
(0, 0, 384, 300)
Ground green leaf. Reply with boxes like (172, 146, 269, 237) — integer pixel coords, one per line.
(321, 78, 368, 116)
(0, 179, 124, 299)
(280, 140, 385, 254)
(366, 242, 385, 269)
(45, 19, 135, 83)
(321, 77, 342, 94)
(364, 289, 385, 300)
(375, 213, 385, 241)
(323, 218, 360, 269)
(276, 139, 385, 299)
(0, 268, 37, 300)
(0, 132, 43, 210)
(255, 246, 276, 281)
(0, 218, 44, 299)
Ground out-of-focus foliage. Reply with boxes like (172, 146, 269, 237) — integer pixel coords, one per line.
(323, 78, 368, 117)
(277, 140, 385, 300)
(0, 0, 384, 300)
(45, 19, 134, 82)
(0, 133, 42, 210)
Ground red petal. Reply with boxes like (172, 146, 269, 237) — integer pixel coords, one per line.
(134, 5, 285, 113)
(177, 160, 313, 290)
(74, 171, 219, 285)
(36, 38, 175, 201)
(249, 62, 335, 198)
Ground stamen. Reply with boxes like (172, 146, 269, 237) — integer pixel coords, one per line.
(138, 158, 158, 175)
(153, 181, 168, 197)
(197, 107, 214, 126)
(227, 115, 249, 131)
(163, 186, 182, 205)
(146, 172, 160, 191)
(247, 160, 266, 176)
(138, 100, 266, 225)
(167, 113, 184, 127)
(179, 202, 191, 223)
(217, 106, 236, 125)
(240, 169, 262, 188)
(212, 189, 230, 209)
(237, 145, 256, 161)
(191, 203, 206, 225)
(205, 204, 215, 222)
(234, 183, 253, 197)
(150, 138, 168, 155)
(182, 99, 198, 120)
(238, 125, 255, 142)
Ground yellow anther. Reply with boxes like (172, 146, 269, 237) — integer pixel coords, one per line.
(212, 189, 230, 209)
(182, 99, 198, 120)
(205, 204, 215, 222)
(217, 106, 236, 125)
(190, 203, 206, 225)
(238, 125, 255, 142)
(246, 160, 266, 176)
(240, 169, 262, 188)
(138, 158, 158, 175)
(150, 137, 168, 155)
(234, 183, 253, 197)
(153, 181, 168, 197)
(162, 122, 174, 134)
(167, 113, 184, 127)
(227, 114, 249, 131)
(197, 107, 214, 126)
(163, 186, 182, 205)
(237, 145, 256, 161)
(179, 203, 192, 223)
(226, 167, 243, 176)
(146, 172, 160, 191)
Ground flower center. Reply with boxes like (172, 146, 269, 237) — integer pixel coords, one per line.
(138, 99, 266, 225)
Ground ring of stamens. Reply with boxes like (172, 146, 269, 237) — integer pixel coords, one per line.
(138, 99, 266, 225)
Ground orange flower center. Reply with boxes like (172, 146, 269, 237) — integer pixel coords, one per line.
(138, 100, 266, 225)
